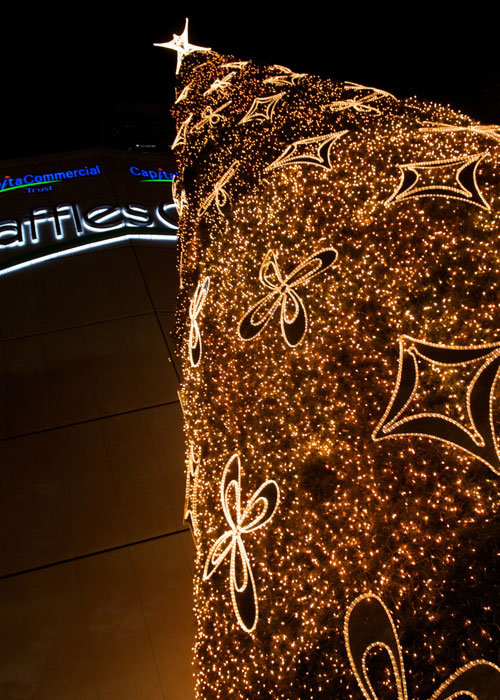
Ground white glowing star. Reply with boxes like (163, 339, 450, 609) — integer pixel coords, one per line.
(154, 18, 211, 74)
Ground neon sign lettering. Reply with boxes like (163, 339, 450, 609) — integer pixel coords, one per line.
(129, 166, 177, 182)
(0, 201, 178, 276)
(0, 165, 101, 193)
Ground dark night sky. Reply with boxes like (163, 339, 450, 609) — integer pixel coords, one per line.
(2, 5, 499, 161)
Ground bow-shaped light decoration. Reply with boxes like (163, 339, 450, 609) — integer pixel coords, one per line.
(192, 101, 232, 132)
(188, 277, 210, 367)
(345, 594, 500, 700)
(199, 161, 239, 217)
(239, 248, 338, 347)
(203, 453, 280, 633)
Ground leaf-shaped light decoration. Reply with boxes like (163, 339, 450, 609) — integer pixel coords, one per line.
(345, 594, 500, 700)
(203, 453, 280, 633)
(372, 336, 500, 475)
(385, 153, 491, 210)
(239, 248, 338, 347)
(238, 92, 285, 124)
(322, 81, 395, 116)
(264, 131, 348, 173)
(184, 443, 201, 546)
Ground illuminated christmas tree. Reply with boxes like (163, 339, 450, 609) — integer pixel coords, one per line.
(162, 19, 500, 700)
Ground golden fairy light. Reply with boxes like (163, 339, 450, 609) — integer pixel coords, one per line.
(159, 22, 500, 700)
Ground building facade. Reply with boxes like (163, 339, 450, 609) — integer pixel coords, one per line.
(0, 148, 194, 700)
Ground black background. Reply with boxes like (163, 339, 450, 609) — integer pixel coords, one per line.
(2, 4, 499, 160)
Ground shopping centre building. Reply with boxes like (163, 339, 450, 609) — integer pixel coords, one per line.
(0, 148, 194, 699)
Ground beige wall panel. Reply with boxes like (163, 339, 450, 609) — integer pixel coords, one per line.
(56, 423, 125, 562)
(133, 245, 179, 313)
(0, 563, 97, 700)
(146, 404, 186, 530)
(0, 246, 153, 341)
(129, 533, 195, 700)
(100, 407, 183, 542)
(0, 333, 54, 437)
(0, 430, 71, 576)
(0, 405, 187, 577)
(0, 314, 178, 439)
(179, 530, 196, 578)
(42, 324, 101, 427)
(79, 314, 178, 415)
(77, 548, 164, 700)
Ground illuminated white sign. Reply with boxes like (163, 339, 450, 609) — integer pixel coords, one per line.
(0, 201, 178, 276)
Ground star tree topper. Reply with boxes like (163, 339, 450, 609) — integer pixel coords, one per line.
(154, 18, 211, 74)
